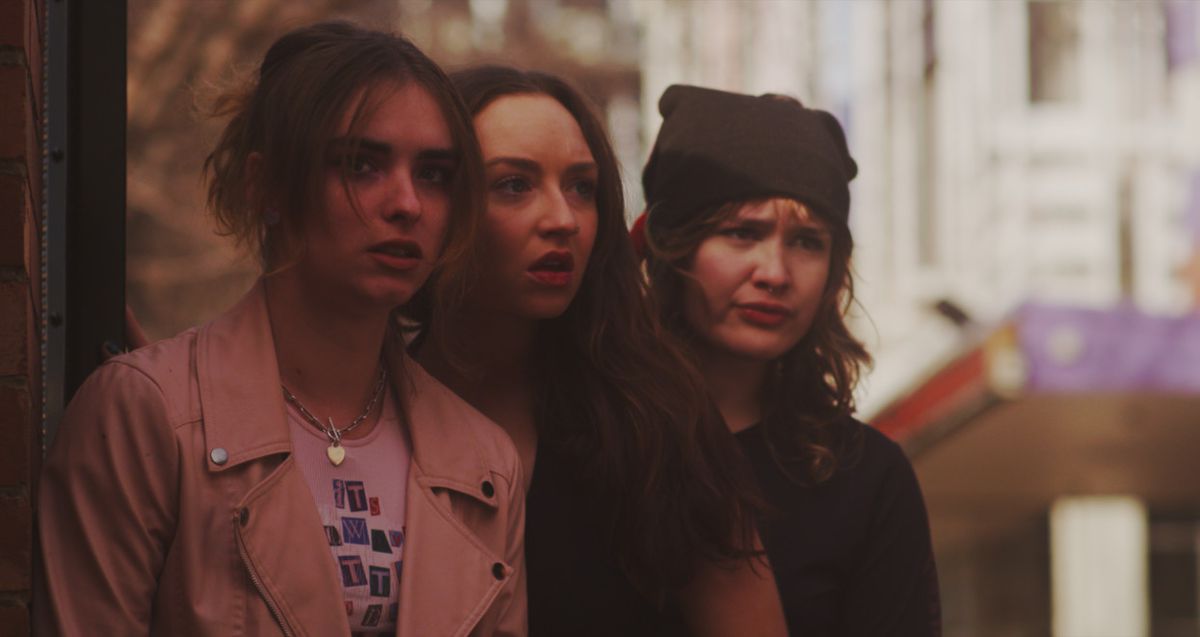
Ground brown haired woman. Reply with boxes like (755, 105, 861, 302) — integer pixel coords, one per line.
(412, 67, 787, 636)
(636, 85, 942, 636)
(37, 23, 526, 636)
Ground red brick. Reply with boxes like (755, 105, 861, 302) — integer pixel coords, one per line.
(0, 604, 29, 637)
(21, 74, 38, 202)
(23, 195, 37, 319)
(25, 3, 42, 116)
(0, 494, 31, 591)
(0, 281, 28, 377)
(0, 383, 31, 487)
(0, 66, 26, 161)
(0, 176, 25, 269)
(0, 1, 22, 49)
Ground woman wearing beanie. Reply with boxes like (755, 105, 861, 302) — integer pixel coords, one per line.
(637, 85, 942, 636)
(414, 67, 787, 637)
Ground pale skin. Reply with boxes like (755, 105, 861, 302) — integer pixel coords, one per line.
(681, 198, 833, 433)
(417, 93, 788, 637)
(419, 93, 598, 483)
(262, 81, 456, 439)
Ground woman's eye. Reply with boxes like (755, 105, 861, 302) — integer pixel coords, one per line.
(417, 164, 452, 184)
(337, 154, 381, 177)
(569, 179, 597, 201)
(718, 227, 757, 241)
(493, 176, 533, 196)
(791, 234, 827, 251)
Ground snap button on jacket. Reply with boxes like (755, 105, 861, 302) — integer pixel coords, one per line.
(36, 282, 528, 636)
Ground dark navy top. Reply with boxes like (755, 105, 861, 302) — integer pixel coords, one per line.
(736, 417, 941, 636)
(524, 438, 688, 636)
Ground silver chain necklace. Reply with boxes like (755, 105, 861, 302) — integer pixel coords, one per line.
(281, 364, 388, 466)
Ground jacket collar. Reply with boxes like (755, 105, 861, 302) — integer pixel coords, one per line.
(196, 280, 291, 469)
(387, 337, 502, 509)
(196, 280, 502, 508)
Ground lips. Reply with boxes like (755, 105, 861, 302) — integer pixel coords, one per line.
(368, 240, 423, 271)
(527, 250, 574, 287)
(736, 301, 792, 327)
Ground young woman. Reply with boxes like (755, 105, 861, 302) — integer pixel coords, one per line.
(413, 67, 786, 636)
(636, 85, 942, 636)
(37, 23, 526, 636)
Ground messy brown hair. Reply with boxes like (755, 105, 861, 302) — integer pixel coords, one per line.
(203, 21, 483, 324)
(449, 65, 761, 600)
(645, 196, 872, 485)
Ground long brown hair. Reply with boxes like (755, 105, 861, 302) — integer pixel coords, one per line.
(448, 65, 760, 598)
(645, 195, 872, 484)
(203, 21, 483, 327)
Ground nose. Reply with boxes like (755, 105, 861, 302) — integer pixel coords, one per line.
(750, 240, 790, 294)
(383, 173, 422, 224)
(536, 190, 580, 239)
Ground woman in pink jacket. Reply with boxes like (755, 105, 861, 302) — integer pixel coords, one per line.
(37, 22, 526, 636)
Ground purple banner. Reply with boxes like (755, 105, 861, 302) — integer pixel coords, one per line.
(1167, 0, 1199, 71)
(1016, 303, 1200, 392)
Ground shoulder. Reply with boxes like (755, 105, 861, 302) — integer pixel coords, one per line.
(847, 417, 911, 471)
(401, 359, 523, 491)
(94, 328, 201, 429)
(48, 333, 203, 487)
(839, 416, 929, 519)
(65, 328, 202, 433)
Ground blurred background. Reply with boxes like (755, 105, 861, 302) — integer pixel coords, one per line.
(126, 1, 1200, 635)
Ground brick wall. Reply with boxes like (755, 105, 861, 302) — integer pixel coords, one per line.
(0, 0, 44, 634)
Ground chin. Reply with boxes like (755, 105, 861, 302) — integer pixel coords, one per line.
(522, 301, 572, 320)
(714, 334, 798, 363)
(356, 282, 421, 311)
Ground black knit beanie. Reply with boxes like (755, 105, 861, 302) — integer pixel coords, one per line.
(641, 85, 857, 238)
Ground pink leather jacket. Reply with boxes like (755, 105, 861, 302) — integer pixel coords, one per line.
(36, 283, 527, 636)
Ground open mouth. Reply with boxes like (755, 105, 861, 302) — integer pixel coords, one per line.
(736, 302, 791, 327)
(527, 251, 575, 287)
(369, 240, 423, 270)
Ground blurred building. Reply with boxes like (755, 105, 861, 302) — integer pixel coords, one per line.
(634, 1, 1200, 636)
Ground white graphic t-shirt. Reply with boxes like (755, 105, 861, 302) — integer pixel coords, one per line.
(288, 389, 412, 634)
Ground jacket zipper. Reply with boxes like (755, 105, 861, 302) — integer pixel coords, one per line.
(235, 515, 296, 637)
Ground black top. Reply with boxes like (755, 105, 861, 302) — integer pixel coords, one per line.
(736, 417, 941, 637)
(524, 439, 688, 637)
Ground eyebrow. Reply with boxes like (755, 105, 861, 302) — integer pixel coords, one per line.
(485, 157, 597, 175)
(485, 157, 540, 172)
(329, 137, 457, 162)
(726, 216, 831, 235)
(724, 217, 774, 230)
(417, 148, 458, 163)
(563, 161, 599, 176)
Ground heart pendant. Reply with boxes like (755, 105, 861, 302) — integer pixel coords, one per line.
(327, 444, 346, 466)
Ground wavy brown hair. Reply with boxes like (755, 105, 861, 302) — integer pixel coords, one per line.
(448, 65, 761, 599)
(644, 196, 872, 485)
(202, 21, 483, 328)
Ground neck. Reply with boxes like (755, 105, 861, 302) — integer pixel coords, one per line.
(265, 270, 391, 436)
(419, 309, 537, 395)
(695, 343, 769, 433)
(417, 308, 540, 481)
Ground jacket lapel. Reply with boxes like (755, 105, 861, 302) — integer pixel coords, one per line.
(195, 281, 348, 636)
(390, 348, 512, 637)
(195, 284, 514, 636)
(196, 280, 291, 469)
(396, 464, 509, 637)
(234, 457, 350, 637)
